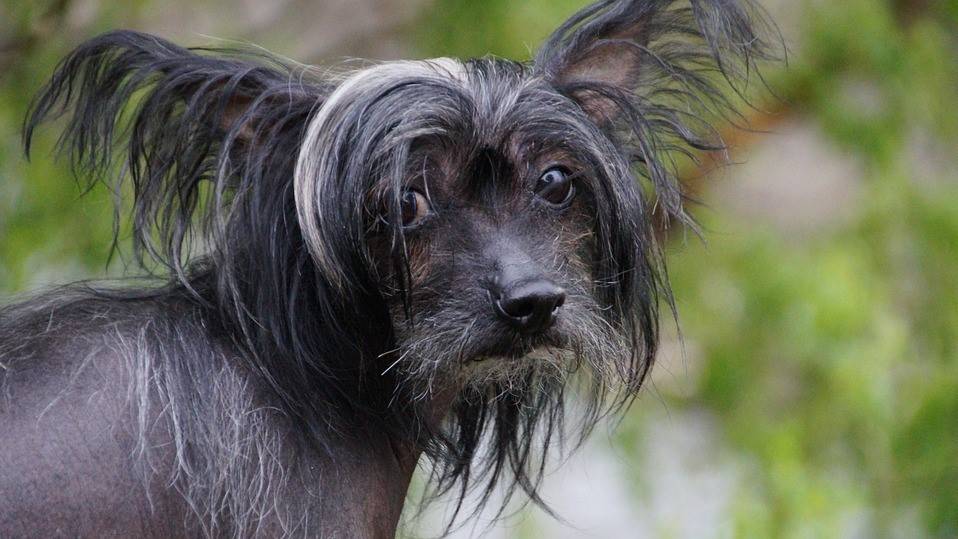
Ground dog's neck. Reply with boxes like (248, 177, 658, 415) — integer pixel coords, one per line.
(317, 430, 421, 538)
(298, 384, 458, 537)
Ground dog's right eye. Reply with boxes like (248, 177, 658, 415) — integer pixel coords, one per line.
(400, 189, 430, 228)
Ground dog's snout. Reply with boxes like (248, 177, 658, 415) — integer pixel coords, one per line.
(492, 279, 566, 333)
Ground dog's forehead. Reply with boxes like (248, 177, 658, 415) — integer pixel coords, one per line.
(327, 57, 556, 132)
(321, 58, 579, 166)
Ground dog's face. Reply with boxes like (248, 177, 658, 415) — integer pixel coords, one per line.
(294, 58, 659, 394)
(378, 62, 649, 390)
(379, 106, 610, 376)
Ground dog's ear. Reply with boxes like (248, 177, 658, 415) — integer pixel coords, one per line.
(537, 1, 652, 95)
(23, 30, 330, 276)
(535, 0, 776, 124)
(24, 30, 327, 160)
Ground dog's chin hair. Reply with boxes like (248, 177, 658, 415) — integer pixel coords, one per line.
(395, 301, 637, 530)
(458, 348, 567, 390)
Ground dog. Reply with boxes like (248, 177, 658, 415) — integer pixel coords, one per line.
(0, 0, 775, 536)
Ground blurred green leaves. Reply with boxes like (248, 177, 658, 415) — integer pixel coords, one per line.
(0, 0, 153, 291)
(651, 1, 958, 535)
(414, 0, 586, 60)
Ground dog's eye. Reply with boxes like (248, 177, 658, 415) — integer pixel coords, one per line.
(400, 189, 430, 228)
(535, 168, 575, 207)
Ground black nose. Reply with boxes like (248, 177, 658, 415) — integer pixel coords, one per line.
(492, 279, 566, 333)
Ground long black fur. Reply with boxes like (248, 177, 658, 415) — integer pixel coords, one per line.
(3, 0, 777, 535)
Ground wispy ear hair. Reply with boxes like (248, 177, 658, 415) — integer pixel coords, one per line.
(536, 0, 780, 227)
(24, 30, 329, 280)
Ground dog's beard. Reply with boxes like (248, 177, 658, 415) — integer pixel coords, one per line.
(387, 290, 630, 401)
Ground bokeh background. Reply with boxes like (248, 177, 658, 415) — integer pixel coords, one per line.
(1, 0, 956, 537)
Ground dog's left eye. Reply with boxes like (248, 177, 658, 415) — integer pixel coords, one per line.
(400, 189, 430, 228)
(534, 168, 575, 207)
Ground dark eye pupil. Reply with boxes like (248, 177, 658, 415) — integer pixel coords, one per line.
(536, 168, 574, 206)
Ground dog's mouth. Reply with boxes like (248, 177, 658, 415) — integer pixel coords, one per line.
(467, 330, 563, 363)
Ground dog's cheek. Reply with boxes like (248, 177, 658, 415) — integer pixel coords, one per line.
(405, 239, 433, 287)
(363, 232, 432, 292)
(556, 207, 599, 293)
(364, 235, 397, 293)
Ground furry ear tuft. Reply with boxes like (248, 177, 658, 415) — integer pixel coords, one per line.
(537, 0, 777, 93)
(22, 30, 329, 277)
(535, 0, 780, 221)
(539, 1, 654, 90)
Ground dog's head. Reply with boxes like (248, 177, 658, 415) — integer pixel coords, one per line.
(299, 57, 656, 392)
(25, 0, 775, 518)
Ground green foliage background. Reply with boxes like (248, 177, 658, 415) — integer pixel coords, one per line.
(1, 0, 956, 536)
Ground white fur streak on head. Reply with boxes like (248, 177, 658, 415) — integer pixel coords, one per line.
(293, 58, 467, 288)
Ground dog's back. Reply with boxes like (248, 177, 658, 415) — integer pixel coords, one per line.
(0, 289, 193, 535)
